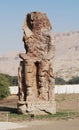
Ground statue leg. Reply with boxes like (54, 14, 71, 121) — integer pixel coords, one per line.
(18, 61, 25, 101)
(38, 60, 49, 100)
(18, 60, 37, 114)
(24, 60, 37, 101)
(48, 63, 55, 101)
(38, 60, 55, 101)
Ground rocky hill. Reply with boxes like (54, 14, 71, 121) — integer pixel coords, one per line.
(54, 31, 79, 80)
(0, 31, 79, 80)
(0, 51, 19, 76)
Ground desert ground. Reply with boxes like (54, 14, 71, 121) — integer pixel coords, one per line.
(14, 119, 79, 130)
(0, 119, 79, 130)
(0, 94, 79, 112)
(0, 94, 79, 130)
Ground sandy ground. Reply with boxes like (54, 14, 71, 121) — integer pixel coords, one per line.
(0, 122, 27, 130)
(0, 95, 79, 130)
(1, 119, 79, 130)
(14, 119, 79, 130)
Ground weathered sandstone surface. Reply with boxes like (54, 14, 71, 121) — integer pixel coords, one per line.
(17, 11, 56, 114)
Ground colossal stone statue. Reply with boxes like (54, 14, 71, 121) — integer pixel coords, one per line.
(17, 11, 56, 114)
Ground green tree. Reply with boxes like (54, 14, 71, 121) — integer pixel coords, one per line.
(67, 76, 79, 84)
(0, 74, 10, 99)
(55, 77, 66, 85)
(10, 76, 18, 86)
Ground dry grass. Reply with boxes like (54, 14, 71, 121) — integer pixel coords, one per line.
(56, 94, 79, 112)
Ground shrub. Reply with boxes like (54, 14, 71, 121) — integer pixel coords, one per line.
(67, 76, 79, 84)
(10, 76, 18, 86)
(55, 77, 66, 85)
(0, 74, 10, 99)
(0, 73, 18, 99)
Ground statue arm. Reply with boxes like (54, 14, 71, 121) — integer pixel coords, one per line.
(44, 31, 55, 60)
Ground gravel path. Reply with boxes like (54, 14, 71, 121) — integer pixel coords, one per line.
(0, 122, 27, 130)
(0, 119, 79, 130)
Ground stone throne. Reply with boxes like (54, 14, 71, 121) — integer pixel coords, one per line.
(17, 11, 56, 114)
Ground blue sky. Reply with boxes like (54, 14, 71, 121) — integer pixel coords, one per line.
(0, 0, 79, 54)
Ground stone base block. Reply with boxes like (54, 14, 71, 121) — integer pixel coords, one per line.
(17, 100, 56, 115)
